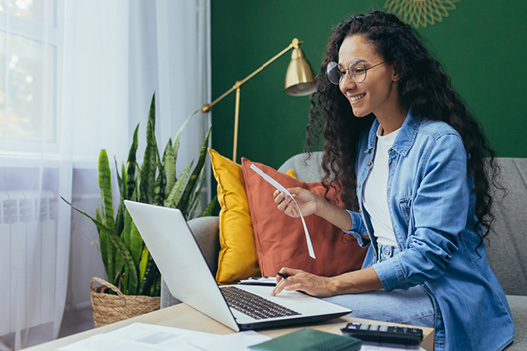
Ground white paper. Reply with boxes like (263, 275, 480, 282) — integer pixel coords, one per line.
(250, 163, 316, 259)
(238, 276, 277, 286)
(58, 323, 269, 351)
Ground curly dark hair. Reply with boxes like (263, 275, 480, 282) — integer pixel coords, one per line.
(306, 11, 501, 239)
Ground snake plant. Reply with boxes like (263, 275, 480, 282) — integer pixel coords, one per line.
(63, 93, 215, 296)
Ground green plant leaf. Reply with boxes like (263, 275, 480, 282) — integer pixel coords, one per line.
(187, 166, 206, 218)
(134, 167, 142, 202)
(138, 245, 150, 283)
(98, 149, 117, 281)
(172, 109, 200, 167)
(164, 161, 193, 208)
(122, 205, 132, 253)
(62, 197, 139, 293)
(140, 93, 159, 204)
(112, 249, 125, 288)
(153, 274, 161, 296)
(126, 124, 140, 199)
(163, 139, 176, 195)
(95, 208, 110, 277)
(98, 149, 115, 231)
(129, 219, 144, 268)
(153, 153, 166, 206)
(139, 255, 160, 296)
(201, 195, 217, 217)
(176, 125, 212, 213)
(114, 160, 126, 238)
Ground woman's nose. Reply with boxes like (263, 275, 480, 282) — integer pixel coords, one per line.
(339, 73, 357, 91)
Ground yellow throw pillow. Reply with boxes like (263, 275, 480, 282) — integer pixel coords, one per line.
(208, 148, 260, 284)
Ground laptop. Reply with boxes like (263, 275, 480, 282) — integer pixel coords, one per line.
(124, 200, 352, 332)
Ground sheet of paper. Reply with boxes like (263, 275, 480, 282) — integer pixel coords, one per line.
(238, 276, 277, 286)
(59, 323, 216, 351)
(250, 163, 316, 259)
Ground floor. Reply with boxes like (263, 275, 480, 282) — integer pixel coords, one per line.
(58, 306, 94, 338)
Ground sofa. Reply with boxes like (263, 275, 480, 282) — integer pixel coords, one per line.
(161, 152, 527, 350)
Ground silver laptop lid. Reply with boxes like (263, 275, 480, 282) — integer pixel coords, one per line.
(124, 201, 351, 332)
(124, 200, 240, 331)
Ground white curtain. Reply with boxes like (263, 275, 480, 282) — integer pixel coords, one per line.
(0, 0, 210, 349)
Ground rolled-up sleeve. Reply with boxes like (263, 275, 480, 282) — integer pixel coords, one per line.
(344, 210, 370, 247)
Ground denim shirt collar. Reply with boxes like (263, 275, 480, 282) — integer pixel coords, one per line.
(366, 109, 421, 157)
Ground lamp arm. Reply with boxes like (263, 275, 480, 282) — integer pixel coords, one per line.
(201, 38, 302, 113)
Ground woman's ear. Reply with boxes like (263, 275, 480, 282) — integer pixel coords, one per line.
(392, 65, 401, 82)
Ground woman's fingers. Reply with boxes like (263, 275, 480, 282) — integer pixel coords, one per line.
(272, 268, 307, 296)
(274, 190, 299, 217)
(271, 267, 332, 297)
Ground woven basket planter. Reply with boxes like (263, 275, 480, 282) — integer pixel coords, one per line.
(89, 277, 160, 327)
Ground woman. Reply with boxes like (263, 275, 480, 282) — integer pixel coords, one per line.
(272, 11, 514, 350)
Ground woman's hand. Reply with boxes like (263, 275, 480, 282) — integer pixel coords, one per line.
(274, 187, 352, 231)
(271, 268, 335, 298)
(274, 187, 319, 218)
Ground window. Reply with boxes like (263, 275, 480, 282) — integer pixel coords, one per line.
(0, 0, 61, 151)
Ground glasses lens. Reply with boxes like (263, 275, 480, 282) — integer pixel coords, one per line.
(326, 62, 341, 85)
(350, 62, 367, 83)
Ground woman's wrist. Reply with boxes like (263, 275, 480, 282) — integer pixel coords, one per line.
(325, 268, 384, 296)
(313, 193, 325, 217)
(326, 276, 341, 295)
(316, 199, 352, 232)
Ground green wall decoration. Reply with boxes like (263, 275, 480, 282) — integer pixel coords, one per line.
(384, 0, 462, 28)
(211, 0, 527, 169)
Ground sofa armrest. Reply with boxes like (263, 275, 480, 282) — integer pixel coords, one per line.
(160, 216, 220, 308)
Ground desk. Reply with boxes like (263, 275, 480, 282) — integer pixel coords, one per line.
(24, 303, 434, 350)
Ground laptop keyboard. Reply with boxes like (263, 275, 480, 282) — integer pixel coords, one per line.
(221, 286, 301, 320)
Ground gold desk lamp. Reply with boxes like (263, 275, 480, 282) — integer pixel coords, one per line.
(201, 38, 316, 162)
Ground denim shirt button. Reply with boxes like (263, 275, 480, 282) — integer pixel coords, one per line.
(367, 161, 372, 166)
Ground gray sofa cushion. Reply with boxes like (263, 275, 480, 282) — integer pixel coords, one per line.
(507, 295, 527, 350)
(277, 152, 325, 182)
(486, 158, 527, 295)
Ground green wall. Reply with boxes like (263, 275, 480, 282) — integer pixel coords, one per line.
(211, 0, 527, 169)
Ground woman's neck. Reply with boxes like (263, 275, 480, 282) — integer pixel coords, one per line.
(375, 105, 408, 136)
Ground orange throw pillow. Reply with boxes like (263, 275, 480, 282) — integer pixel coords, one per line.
(241, 158, 367, 278)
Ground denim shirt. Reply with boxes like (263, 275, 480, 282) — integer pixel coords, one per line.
(346, 111, 514, 350)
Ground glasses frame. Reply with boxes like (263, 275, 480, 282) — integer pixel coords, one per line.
(326, 60, 386, 85)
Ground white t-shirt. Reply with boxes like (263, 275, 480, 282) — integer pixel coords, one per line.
(362, 126, 400, 247)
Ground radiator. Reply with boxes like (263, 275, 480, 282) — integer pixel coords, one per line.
(0, 191, 56, 335)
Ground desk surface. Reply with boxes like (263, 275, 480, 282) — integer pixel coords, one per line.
(24, 303, 434, 350)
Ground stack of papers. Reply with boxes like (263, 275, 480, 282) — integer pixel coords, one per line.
(59, 323, 271, 351)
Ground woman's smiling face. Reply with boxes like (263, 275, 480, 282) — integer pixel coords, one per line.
(338, 34, 401, 120)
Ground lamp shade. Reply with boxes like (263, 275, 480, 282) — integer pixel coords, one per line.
(284, 47, 316, 96)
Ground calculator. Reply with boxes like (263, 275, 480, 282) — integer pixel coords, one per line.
(341, 322, 423, 345)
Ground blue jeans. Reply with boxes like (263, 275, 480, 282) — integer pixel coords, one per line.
(323, 245, 445, 350)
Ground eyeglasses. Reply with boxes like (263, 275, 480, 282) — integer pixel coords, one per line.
(326, 60, 386, 85)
